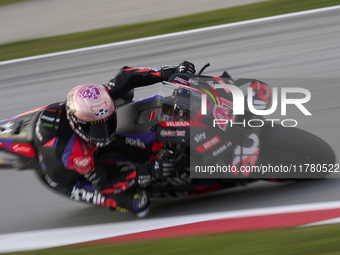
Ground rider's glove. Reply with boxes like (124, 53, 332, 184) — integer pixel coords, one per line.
(175, 61, 196, 75)
(136, 158, 177, 186)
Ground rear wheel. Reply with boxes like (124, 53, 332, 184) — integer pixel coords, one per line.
(258, 123, 336, 180)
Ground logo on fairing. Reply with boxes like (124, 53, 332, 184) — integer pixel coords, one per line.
(212, 141, 232, 157)
(194, 132, 206, 143)
(175, 77, 189, 84)
(125, 137, 146, 149)
(148, 110, 157, 121)
(137, 67, 160, 72)
(160, 130, 185, 137)
(195, 135, 221, 153)
(12, 144, 29, 152)
(160, 130, 167, 137)
(189, 79, 199, 86)
(10, 143, 36, 157)
(161, 121, 190, 127)
(206, 81, 215, 88)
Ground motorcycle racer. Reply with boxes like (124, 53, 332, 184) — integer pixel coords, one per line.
(34, 61, 196, 217)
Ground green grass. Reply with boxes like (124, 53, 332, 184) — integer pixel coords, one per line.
(0, 0, 34, 7)
(1, 0, 340, 62)
(11, 224, 340, 255)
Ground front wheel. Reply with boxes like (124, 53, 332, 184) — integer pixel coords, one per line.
(258, 123, 336, 180)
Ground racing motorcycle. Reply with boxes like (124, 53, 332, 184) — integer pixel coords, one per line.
(0, 64, 336, 199)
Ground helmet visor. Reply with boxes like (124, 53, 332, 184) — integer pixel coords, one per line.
(78, 112, 117, 142)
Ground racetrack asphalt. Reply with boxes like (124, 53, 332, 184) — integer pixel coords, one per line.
(0, 7, 340, 235)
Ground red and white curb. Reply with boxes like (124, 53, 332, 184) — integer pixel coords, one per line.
(1, 201, 340, 253)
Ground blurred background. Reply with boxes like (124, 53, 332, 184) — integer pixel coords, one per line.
(1, 0, 340, 254)
(0, 0, 262, 45)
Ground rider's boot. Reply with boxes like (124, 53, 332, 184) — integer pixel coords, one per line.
(112, 186, 150, 217)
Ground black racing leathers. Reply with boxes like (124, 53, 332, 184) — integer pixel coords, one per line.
(106, 65, 177, 99)
(35, 65, 177, 214)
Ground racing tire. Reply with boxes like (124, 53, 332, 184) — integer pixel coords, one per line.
(258, 123, 336, 180)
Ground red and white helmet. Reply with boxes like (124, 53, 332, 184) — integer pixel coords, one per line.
(65, 84, 117, 147)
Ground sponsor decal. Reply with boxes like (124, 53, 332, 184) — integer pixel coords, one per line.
(212, 141, 233, 157)
(136, 67, 160, 72)
(138, 175, 152, 185)
(10, 143, 36, 157)
(161, 65, 176, 70)
(195, 135, 222, 153)
(160, 121, 190, 127)
(194, 131, 206, 143)
(148, 110, 157, 121)
(206, 81, 216, 88)
(174, 77, 189, 84)
(160, 129, 185, 137)
(0, 122, 14, 134)
(73, 156, 92, 169)
(125, 137, 146, 149)
(79, 86, 101, 100)
(94, 108, 109, 119)
(160, 130, 167, 137)
(12, 144, 31, 153)
(70, 187, 105, 205)
(189, 79, 199, 86)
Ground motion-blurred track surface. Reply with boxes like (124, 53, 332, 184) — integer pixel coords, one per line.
(0, 8, 339, 234)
